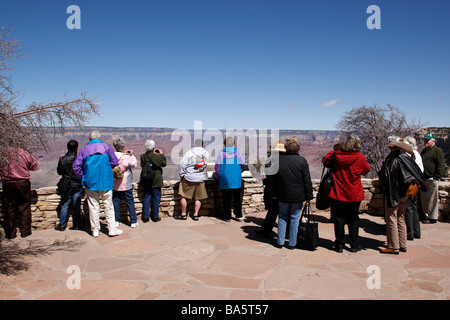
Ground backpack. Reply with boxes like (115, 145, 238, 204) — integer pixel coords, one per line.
(315, 152, 335, 210)
(57, 175, 72, 193)
(112, 154, 126, 180)
(139, 154, 156, 187)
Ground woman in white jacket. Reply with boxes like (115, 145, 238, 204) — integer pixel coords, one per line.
(176, 139, 209, 221)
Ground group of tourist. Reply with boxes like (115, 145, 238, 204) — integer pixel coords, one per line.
(176, 136, 247, 222)
(53, 131, 167, 237)
(0, 130, 446, 255)
(255, 132, 445, 254)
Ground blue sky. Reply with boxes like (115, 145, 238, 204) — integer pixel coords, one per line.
(1, 0, 449, 131)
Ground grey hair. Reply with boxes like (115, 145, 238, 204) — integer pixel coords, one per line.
(387, 136, 400, 144)
(89, 131, 101, 141)
(404, 136, 418, 150)
(145, 139, 155, 151)
(113, 137, 126, 151)
(342, 134, 362, 153)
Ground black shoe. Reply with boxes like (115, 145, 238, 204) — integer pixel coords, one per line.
(151, 217, 161, 222)
(21, 232, 32, 238)
(286, 245, 296, 250)
(350, 245, 362, 253)
(400, 247, 407, 253)
(55, 225, 66, 231)
(422, 219, 437, 224)
(142, 217, 150, 223)
(275, 243, 283, 249)
(334, 246, 344, 253)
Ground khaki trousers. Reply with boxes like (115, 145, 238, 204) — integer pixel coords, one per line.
(85, 189, 118, 234)
(385, 196, 408, 250)
(420, 178, 439, 220)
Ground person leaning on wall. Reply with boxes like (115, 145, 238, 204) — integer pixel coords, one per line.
(176, 139, 210, 221)
(214, 136, 247, 222)
(55, 140, 83, 231)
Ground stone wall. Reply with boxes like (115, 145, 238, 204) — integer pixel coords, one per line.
(0, 179, 266, 231)
(365, 178, 450, 219)
(1, 178, 449, 232)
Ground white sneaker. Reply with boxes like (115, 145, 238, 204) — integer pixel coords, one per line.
(92, 229, 100, 237)
(116, 221, 120, 228)
(109, 229, 123, 237)
(131, 223, 138, 228)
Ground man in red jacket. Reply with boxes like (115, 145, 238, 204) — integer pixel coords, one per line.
(323, 135, 370, 252)
(1, 148, 39, 239)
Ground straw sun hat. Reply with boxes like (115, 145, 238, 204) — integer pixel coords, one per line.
(271, 140, 286, 153)
(387, 138, 414, 155)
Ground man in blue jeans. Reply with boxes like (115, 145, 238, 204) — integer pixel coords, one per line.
(271, 137, 313, 249)
(55, 140, 83, 231)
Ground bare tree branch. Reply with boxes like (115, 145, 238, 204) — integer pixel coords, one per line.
(0, 27, 100, 169)
(337, 104, 427, 177)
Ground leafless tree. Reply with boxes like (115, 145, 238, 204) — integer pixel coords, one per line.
(336, 104, 426, 177)
(0, 27, 100, 168)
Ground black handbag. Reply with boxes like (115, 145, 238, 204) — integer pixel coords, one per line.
(297, 202, 319, 250)
(315, 152, 335, 210)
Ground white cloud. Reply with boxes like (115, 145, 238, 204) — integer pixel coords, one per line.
(322, 98, 342, 108)
(285, 102, 295, 108)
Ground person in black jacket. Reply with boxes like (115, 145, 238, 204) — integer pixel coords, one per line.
(272, 136, 313, 249)
(55, 140, 83, 231)
(255, 140, 285, 237)
(379, 139, 427, 254)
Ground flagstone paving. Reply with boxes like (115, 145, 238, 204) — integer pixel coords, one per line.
(1, 212, 449, 300)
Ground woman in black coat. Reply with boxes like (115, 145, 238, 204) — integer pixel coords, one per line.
(272, 136, 313, 248)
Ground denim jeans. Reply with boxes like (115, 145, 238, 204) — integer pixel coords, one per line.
(58, 187, 82, 228)
(113, 188, 138, 224)
(278, 202, 302, 246)
(143, 187, 161, 219)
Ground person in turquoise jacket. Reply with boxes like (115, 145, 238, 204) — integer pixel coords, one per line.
(215, 136, 247, 221)
(73, 131, 122, 237)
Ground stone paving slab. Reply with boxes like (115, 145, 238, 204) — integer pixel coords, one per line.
(1, 212, 450, 301)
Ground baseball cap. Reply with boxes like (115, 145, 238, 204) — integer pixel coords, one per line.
(424, 132, 436, 140)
